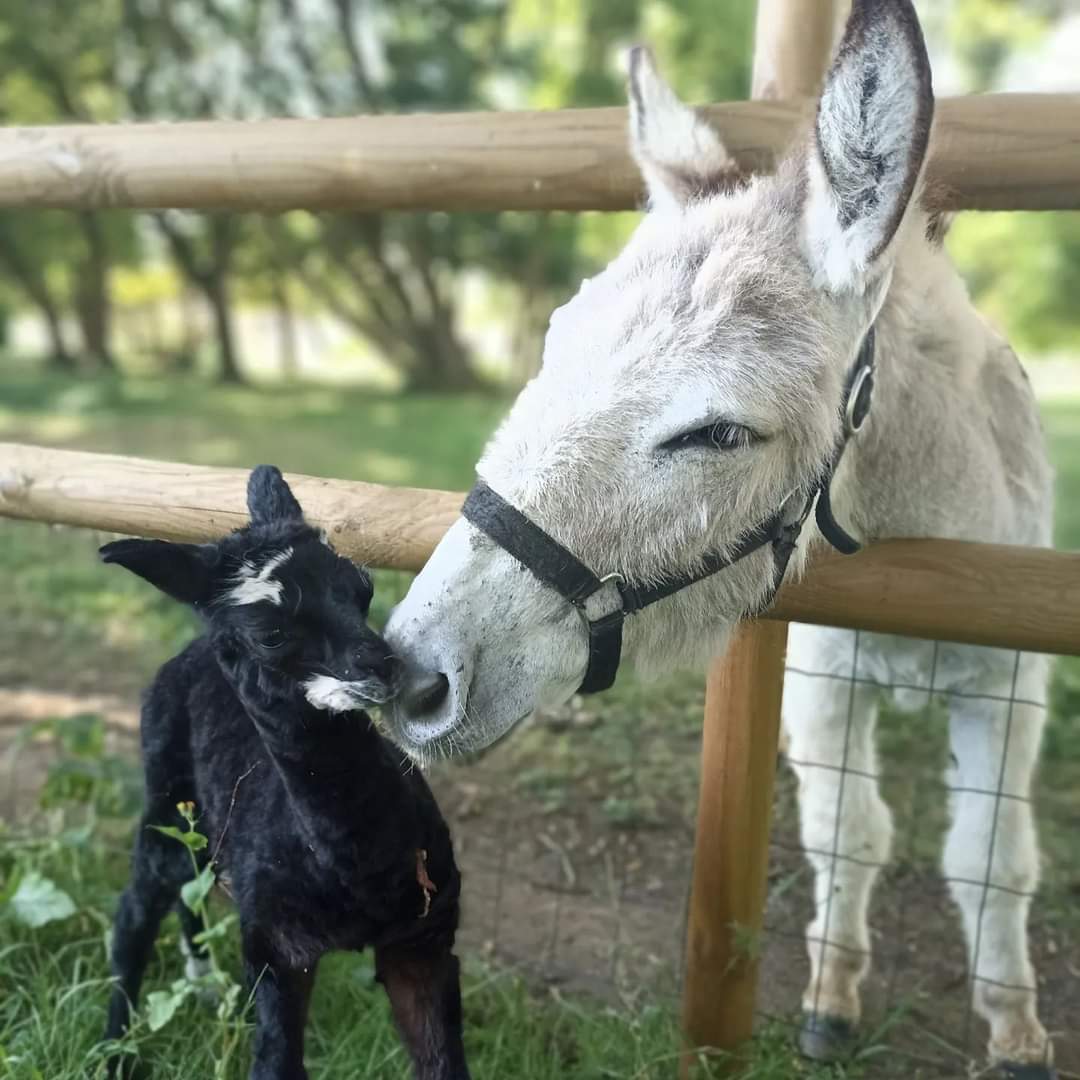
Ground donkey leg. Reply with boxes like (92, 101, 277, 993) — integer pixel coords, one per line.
(944, 653, 1054, 1077)
(784, 635, 891, 1060)
(375, 938, 470, 1080)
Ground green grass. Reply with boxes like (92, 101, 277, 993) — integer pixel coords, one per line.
(0, 800, 848, 1080)
(1, 369, 1079, 1078)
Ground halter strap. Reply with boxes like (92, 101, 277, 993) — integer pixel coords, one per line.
(461, 327, 876, 694)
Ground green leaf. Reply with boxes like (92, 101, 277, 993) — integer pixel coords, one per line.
(216, 982, 243, 1023)
(54, 713, 106, 759)
(149, 824, 208, 851)
(145, 984, 192, 1032)
(180, 864, 215, 913)
(193, 912, 236, 945)
(0, 868, 21, 906)
(7, 871, 77, 928)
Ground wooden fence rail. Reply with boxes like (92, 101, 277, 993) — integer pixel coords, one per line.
(3, 93, 1080, 213)
(2, 443, 1078, 659)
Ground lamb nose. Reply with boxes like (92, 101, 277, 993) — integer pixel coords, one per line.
(400, 671, 450, 717)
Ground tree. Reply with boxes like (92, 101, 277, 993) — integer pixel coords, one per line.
(940, 0, 1077, 356)
(0, 0, 133, 370)
(117, 0, 256, 382)
(0, 0, 762, 386)
(0, 214, 76, 368)
(248, 0, 537, 391)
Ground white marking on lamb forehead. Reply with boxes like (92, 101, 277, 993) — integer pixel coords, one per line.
(302, 674, 392, 713)
(226, 547, 293, 607)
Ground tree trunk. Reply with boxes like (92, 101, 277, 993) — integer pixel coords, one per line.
(75, 285, 111, 369)
(40, 300, 75, 370)
(203, 273, 243, 383)
(271, 272, 299, 380)
(153, 214, 242, 382)
(0, 227, 76, 369)
(75, 212, 114, 368)
(177, 288, 203, 370)
(406, 321, 484, 393)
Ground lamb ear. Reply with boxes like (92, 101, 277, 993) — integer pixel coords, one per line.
(247, 465, 304, 526)
(802, 0, 934, 293)
(100, 538, 216, 607)
(627, 46, 739, 212)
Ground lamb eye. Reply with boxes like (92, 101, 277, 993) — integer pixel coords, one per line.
(258, 629, 287, 650)
(662, 421, 756, 452)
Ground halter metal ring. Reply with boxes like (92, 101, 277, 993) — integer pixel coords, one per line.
(844, 366, 873, 436)
(578, 571, 625, 623)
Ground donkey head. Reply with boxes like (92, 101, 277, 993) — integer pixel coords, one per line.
(385, 0, 934, 759)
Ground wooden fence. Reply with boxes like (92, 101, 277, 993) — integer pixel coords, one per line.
(1, 0, 1078, 1075)
(3, 93, 1079, 213)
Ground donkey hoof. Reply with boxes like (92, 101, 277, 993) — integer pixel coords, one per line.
(798, 1013, 857, 1063)
(1000, 1064, 1057, 1080)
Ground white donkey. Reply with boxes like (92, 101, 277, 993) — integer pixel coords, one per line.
(384, 1, 1055, 1074)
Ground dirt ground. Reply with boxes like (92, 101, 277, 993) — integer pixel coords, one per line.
(1, 685, 1076, 1079)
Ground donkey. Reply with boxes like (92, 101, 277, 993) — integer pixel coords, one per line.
(382, 1, 1056, 1075)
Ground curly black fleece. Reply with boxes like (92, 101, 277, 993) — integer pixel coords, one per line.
(101, 467, 469, 1080)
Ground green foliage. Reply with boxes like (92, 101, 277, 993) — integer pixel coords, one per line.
(145, 980, 197, 1033)
(6, 871, 77, 929)
(0, 834, 844, 1078)
(0, 0, 765, 388)
(180, 865, 216, 913)
(149, 826, 208, 854)
(948, 212, 1080, 355)
(946, 0, 1055, 90)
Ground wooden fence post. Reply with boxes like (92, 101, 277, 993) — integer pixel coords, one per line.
(750, 0, 842, 101)
(680, 2, 840, 1074)
(681, 620, 789, 1074)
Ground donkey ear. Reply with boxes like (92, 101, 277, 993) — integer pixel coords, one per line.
(100, 538, 216, 607)
(627, 46, 738, 212)
(247, 465, 304, 526)
(802, 0, 934, 293)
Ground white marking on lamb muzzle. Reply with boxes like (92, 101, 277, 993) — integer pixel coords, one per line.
(226, 548, 293, 607)
(302, 674, 393, 712)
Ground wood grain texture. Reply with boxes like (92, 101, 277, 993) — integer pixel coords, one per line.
(1, 443, 1078, 655)
(680, 621, 788, 1075)
(0, 442, 460, 573)
(1, 94, 1078, 212)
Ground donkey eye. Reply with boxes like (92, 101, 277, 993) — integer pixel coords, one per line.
(661, 421, 758, 453)
(258, 629, 287, 650)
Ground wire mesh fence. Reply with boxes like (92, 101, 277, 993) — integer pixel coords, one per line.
(417, 631, 1078, 1077)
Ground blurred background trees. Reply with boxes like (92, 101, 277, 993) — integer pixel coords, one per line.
(0, 0, 1075, 389)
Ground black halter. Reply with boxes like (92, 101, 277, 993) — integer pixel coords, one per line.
(462, 328, 876, 695)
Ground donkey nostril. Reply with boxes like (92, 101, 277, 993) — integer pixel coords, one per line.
(401, 671, 450, 717)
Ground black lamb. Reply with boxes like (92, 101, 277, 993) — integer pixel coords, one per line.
(100, 465, 470, 1080)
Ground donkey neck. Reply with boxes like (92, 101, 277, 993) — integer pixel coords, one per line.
(824, 241, 1052, 552)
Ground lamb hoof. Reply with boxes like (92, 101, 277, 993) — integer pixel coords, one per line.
(999, 1064, 1057, 1080)
(798, 1013, 857, 1063)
